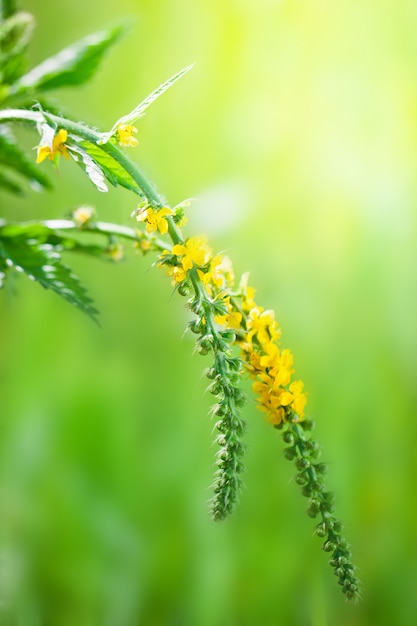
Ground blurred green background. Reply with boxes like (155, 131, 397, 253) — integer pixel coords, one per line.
(1, 0, 417, 624)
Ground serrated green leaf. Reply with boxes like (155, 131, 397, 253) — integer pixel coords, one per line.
(77, 139, 143, 196)
(9, 25, 124, 97)
(98, 64, 193, 144)
(0, 126, 51, 190)
(0, 0, 17, 21)
(0, 12, 34, 85)
(0, 164, 23, 194)
(0, 221, 108, 259)
(68, 143, 108, 193)
(0, 227, 99, 320)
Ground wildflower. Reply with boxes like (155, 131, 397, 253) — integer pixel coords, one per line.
(280, 380, 307, 418)
(36, 129, 69, 164)
(172, 236, 212, 271)
(137, 206, 174, 234)
(107, 243, 124, 262)
(116, 124, 138, 147)
(73, 206, 95, 227)
(247, 307, 280, 345)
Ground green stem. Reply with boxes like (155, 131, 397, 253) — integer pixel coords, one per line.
(0, 108, 162, 207)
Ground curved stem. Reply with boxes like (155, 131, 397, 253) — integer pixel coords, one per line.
(0, 109, 163, 208)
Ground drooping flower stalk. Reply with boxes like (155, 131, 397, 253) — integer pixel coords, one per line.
(0, 105, 360, 599)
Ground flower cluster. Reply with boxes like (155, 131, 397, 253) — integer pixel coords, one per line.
(233, 280, 308, 426)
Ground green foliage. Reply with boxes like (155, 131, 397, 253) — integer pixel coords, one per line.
(99, 64, 193, 144)
(78, 139, 145, 196)
(9, 24, 124, 98)
(0, 10, 34, 85)
(0, 0, 17, 21)
(0, 221, 99, 320)
(0, 125, 51, 191)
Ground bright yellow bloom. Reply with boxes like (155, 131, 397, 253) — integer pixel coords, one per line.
(172, 236, 212, 271)
(279, 380, 307, 417)
(116, 124, 138, 147)
(168, 265, 187, 283)
(36, 129, 69, 163)
(137, 207, 174, 234)
(247, 307, 280, 345)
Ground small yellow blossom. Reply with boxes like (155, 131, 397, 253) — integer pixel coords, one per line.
(73, 206, 95, 226)
(116, 124, 138, 147)
(108, 243, 124, 262)
(36, 129, 69, 164)
(137, 207, 174, 234)
(172, 236, 212, 271)
(139, 239, 151, 252)
(168, 265, 187, 283)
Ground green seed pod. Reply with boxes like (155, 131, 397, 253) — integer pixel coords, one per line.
(332, 520, 344, 534)
(295, 457, 311, 471)
(323, 540, 335, 553)
(295, 473, 307, 486)
(282, 431, 295, 445)
(301, 419, 315, 431)
(177, 283, 189, 296)
(199, 336, 213, 351)
(307, 498, 321, 517)
(302, 484, 314, 497)
(315, 523, 327, 538)
(206, 367, 217, 379)
(189, 319, 203, 334)
(220, 330, 236, 342)
(284, 447, 297, 460)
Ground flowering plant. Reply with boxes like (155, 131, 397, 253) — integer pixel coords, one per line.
(0, 0, 360, 600)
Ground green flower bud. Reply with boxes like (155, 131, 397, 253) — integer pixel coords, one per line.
(300, 419, 315, 431)
(295, 457, 311, 471)
(307, 498, 321, 517)
(315, 523, 327, 538)
(323, 540, 335, 553)
(284, 447, 297, 460)
(295, 473, 308, 486)
(206, 367, 217, 379)
(177, 283, 189, 296)
(282, 431, 295, 445)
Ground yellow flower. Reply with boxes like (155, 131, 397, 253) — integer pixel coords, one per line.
(36, 129, 69, 163)
(279, 380, 307, 417)
(137, 207, 174, 234)
(247, 307, 280, 345)
(73, 206, 95, 226)
(172, 236, 212, 271)
(116, 124, 138, 147)
(168, 265, 187, 283)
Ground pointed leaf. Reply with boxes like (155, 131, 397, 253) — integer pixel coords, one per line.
(98, 64, 193, 144)
(0, 226, 99, 320)
(0, 11, 34, 84)
(9, 24, 124, 96)
(77, 139, 143, 195)
(68, 143, 108, 193)
(1, 221, 108, 259)
(0, 126, 51, 190)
